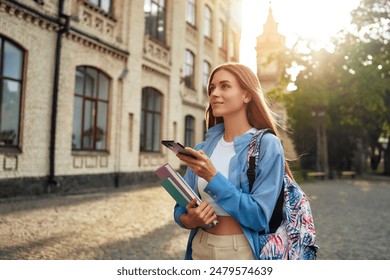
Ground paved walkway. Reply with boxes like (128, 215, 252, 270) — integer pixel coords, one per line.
(0, 176, 389, 260)
(0, 184, 188, 260)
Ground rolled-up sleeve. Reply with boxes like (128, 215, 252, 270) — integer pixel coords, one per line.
(204, 133, 284, 232)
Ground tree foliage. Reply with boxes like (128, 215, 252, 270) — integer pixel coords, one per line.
(281, 0, 390, 174)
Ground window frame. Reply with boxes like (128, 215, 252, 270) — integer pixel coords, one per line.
(218, 19, 226, 49)
(186, 0, 196, 27)
(88, 0, 112, 14)
(72, 66, 110, 152)
(184, 115, 195, 148)
(0, 36, 25, 152)
(140, 87, 162, 153)
(229, 30, 236, 59)
(144, 0, 167, 43)
(184, 49, 195, 89)
(202, 60, 211, 95)
(204, 5, 212, 39)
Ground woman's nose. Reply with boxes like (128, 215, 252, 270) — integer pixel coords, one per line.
(209, 88, 220, 98)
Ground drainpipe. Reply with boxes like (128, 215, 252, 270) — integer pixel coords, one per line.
(114, 69, 128, 187)
(47, 0, 70, 192)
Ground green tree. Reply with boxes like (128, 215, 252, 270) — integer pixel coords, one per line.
(282, 0, 390, 175)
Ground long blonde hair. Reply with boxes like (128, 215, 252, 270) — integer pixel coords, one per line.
(206, 63, 293, 179)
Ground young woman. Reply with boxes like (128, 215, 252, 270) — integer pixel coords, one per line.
(174, 63, 293, 260)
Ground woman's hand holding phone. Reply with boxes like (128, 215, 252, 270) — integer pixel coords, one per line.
(161, 140, 197, 159)
(161, 140, 217, 182)
(176, 148, 217, 182)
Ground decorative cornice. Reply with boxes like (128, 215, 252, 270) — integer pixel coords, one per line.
(65, 30, 128, 62)
(0, 0, 129, 62)
(0, 0, 59, 32)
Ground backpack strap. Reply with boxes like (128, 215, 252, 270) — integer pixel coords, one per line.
(266, 187, 284, 234)
(247, 128, 273, 192)
(247, 128, 284, 234)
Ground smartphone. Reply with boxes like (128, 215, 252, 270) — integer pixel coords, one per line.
(161, 140, 197, 159)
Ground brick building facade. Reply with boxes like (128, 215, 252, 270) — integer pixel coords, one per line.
(0, 0, 241, 197)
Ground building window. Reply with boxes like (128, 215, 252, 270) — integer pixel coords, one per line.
(140, 87, 162, 152)
(144, 0, 166, 43)
(186, 0, 196, 27)
(184, 115, 195, 148)
(0, 37, 24, 148)
(202, 60, 211, 95)
(218, 19, 225, 49)
(72, 66, 110, 151)
(88, 0, 112, 13)
(204, 5, 212, 39)
(229, 31, 236, 59)
(184, 49, 195, 88)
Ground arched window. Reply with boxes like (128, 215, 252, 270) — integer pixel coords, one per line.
(204, 5, 212, 39)
(72, 66, 110, 151)
(144, 0, 166, 43)
(0, 36, 24, 149)
(186, 0, 196, 27)
(140, 87, 162, 152)
(203, 60, 211, 94)
(218, 19, 226, 49)
(184, 115, 195, 148)
(184, 49, 195, 88)
(229, 30, 237, 60)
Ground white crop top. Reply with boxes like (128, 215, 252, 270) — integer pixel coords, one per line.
(198, 128, 256, 216)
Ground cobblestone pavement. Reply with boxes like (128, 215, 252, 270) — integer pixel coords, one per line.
(304, 176, 390, 260)
(0, 176, 389, 260)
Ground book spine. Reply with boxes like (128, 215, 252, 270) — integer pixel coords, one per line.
(160, 177, 189, 207)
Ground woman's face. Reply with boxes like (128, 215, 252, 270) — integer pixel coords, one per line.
(209, 69, 248, 118)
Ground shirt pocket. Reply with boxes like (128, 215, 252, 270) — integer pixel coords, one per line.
(240, 171, 250, 194)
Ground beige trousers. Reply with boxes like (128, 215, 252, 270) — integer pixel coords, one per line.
(191, 228, 254, 260)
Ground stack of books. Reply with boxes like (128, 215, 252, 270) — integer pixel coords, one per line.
(154, 163, 218, 226)
(155, 163, 202, 207)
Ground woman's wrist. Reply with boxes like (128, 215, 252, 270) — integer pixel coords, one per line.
(180, 214, 195, 229)
(205, 170, 218, 182)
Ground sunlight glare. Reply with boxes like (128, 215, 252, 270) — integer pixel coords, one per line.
(240, 0, 361, 71)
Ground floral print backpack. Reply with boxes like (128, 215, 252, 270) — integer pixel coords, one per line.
(247, 129, 319, 260)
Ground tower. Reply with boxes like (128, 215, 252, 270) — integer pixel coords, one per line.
(255, 4, 286, 92)
(255, 3, 297, 161)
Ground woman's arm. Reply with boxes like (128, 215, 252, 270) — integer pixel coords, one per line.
(205, 134, 284, 232)
(177, 134, 284, 232)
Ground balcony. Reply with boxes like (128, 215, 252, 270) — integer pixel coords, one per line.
(78, 1, 116, 42)
(143, 35, 170, 69)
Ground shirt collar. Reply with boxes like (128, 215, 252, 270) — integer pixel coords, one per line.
(206, 123, 256, 152)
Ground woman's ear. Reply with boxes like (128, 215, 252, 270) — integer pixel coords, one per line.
(243, 92, 252, 103)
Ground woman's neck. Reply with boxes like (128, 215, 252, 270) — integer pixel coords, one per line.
(222, 115, 252, 142)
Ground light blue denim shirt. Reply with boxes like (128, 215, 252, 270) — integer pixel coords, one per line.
(174, 123, 284, 260)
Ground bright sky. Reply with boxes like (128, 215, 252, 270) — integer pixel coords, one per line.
(240, 0, 361, 71)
